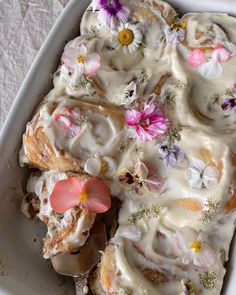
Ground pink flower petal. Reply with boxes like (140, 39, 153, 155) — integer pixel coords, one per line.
(54, 114, 71, 129)
(142, 103, 156, 117)
(62, 47, 79, 69)
(117, 6, 130, 23)
(125, 110, 142, 126)
(50, 177, 84, 213)
(188, 49, 206, 68)
(136, 126, 153, 142)
(212, 45, 231, 62)
(84, 53, 101, 75)
(193, 245, 216, 268)
(145, 177, 167, 193)
(82, 177, 111, 213)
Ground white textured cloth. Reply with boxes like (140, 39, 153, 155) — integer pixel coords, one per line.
(0, 0, 69, 130)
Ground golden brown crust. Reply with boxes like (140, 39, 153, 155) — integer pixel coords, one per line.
(100, 245, 118, 293)
(23, 127, 81, 172)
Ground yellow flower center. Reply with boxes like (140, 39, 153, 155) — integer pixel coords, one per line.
(100, 160, 109, 174)
(80, 191, 88, 203)
(118, 29, 134, 46)
(190, 240, 202, 253)
(170, 21, 186, 30)
(77, 55, 86, 64)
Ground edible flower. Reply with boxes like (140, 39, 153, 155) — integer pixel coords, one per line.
(113, 23, 143, 54)
(185, 159, 219, 189)
(174, 226, 216, 269)
(187, 45, 231, 79)
(50, 177, 111, 214)
(158, 143, 185, 167)
(62, 44, 100, 78)
(164, 20, 186, 45)
(84, 153, 117, 178)
(221, 83, 236, 112)
(92, 0, 129, 29)
(54, 106, 82, 138)
(125, 102, 170, 142)
(118, 161, 166, 194)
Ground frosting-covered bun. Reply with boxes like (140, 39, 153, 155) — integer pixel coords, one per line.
(24, 171, 96, 258)
(20, 97, 126, 171)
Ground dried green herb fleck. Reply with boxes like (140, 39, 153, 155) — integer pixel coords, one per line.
(200, 198, 220, 225)
(128, 204, 161, 224)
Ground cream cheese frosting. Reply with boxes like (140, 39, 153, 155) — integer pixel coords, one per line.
(20, 1, 236, 294)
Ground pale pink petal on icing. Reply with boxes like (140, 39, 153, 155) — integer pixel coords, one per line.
(145, 177, 167, 193)
(212, 45, 231, 62)
(84, 53, 101, 75)
(188, 49, 206, 68)
(198, 60, 223, 80)
(193, 246, 216, 268)
(62, 47, 79, 69)
(54, 114, 71, 129)
(134, 162, 149, 179)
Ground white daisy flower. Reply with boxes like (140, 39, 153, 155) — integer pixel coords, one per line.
(112, 23, 143, 54)
(84, 153, 117, 178)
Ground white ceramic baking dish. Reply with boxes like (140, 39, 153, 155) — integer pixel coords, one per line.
(0, 0, 236, 294)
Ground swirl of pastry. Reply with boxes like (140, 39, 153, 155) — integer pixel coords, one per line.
(20, 97, 126, 172)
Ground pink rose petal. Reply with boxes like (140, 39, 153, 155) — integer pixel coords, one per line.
(188, 49, 206, 68)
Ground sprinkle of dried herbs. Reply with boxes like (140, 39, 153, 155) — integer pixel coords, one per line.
(175, 80, 185, 90)
(164, 90, 176, 105)
(80, 76, 93, 90)
(200, 198, 220, 225)
(163, 128, 182, 146)
(119, 143, 128, 152)
(199, 271, 216, 289)
(128, 204, 161, 224)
